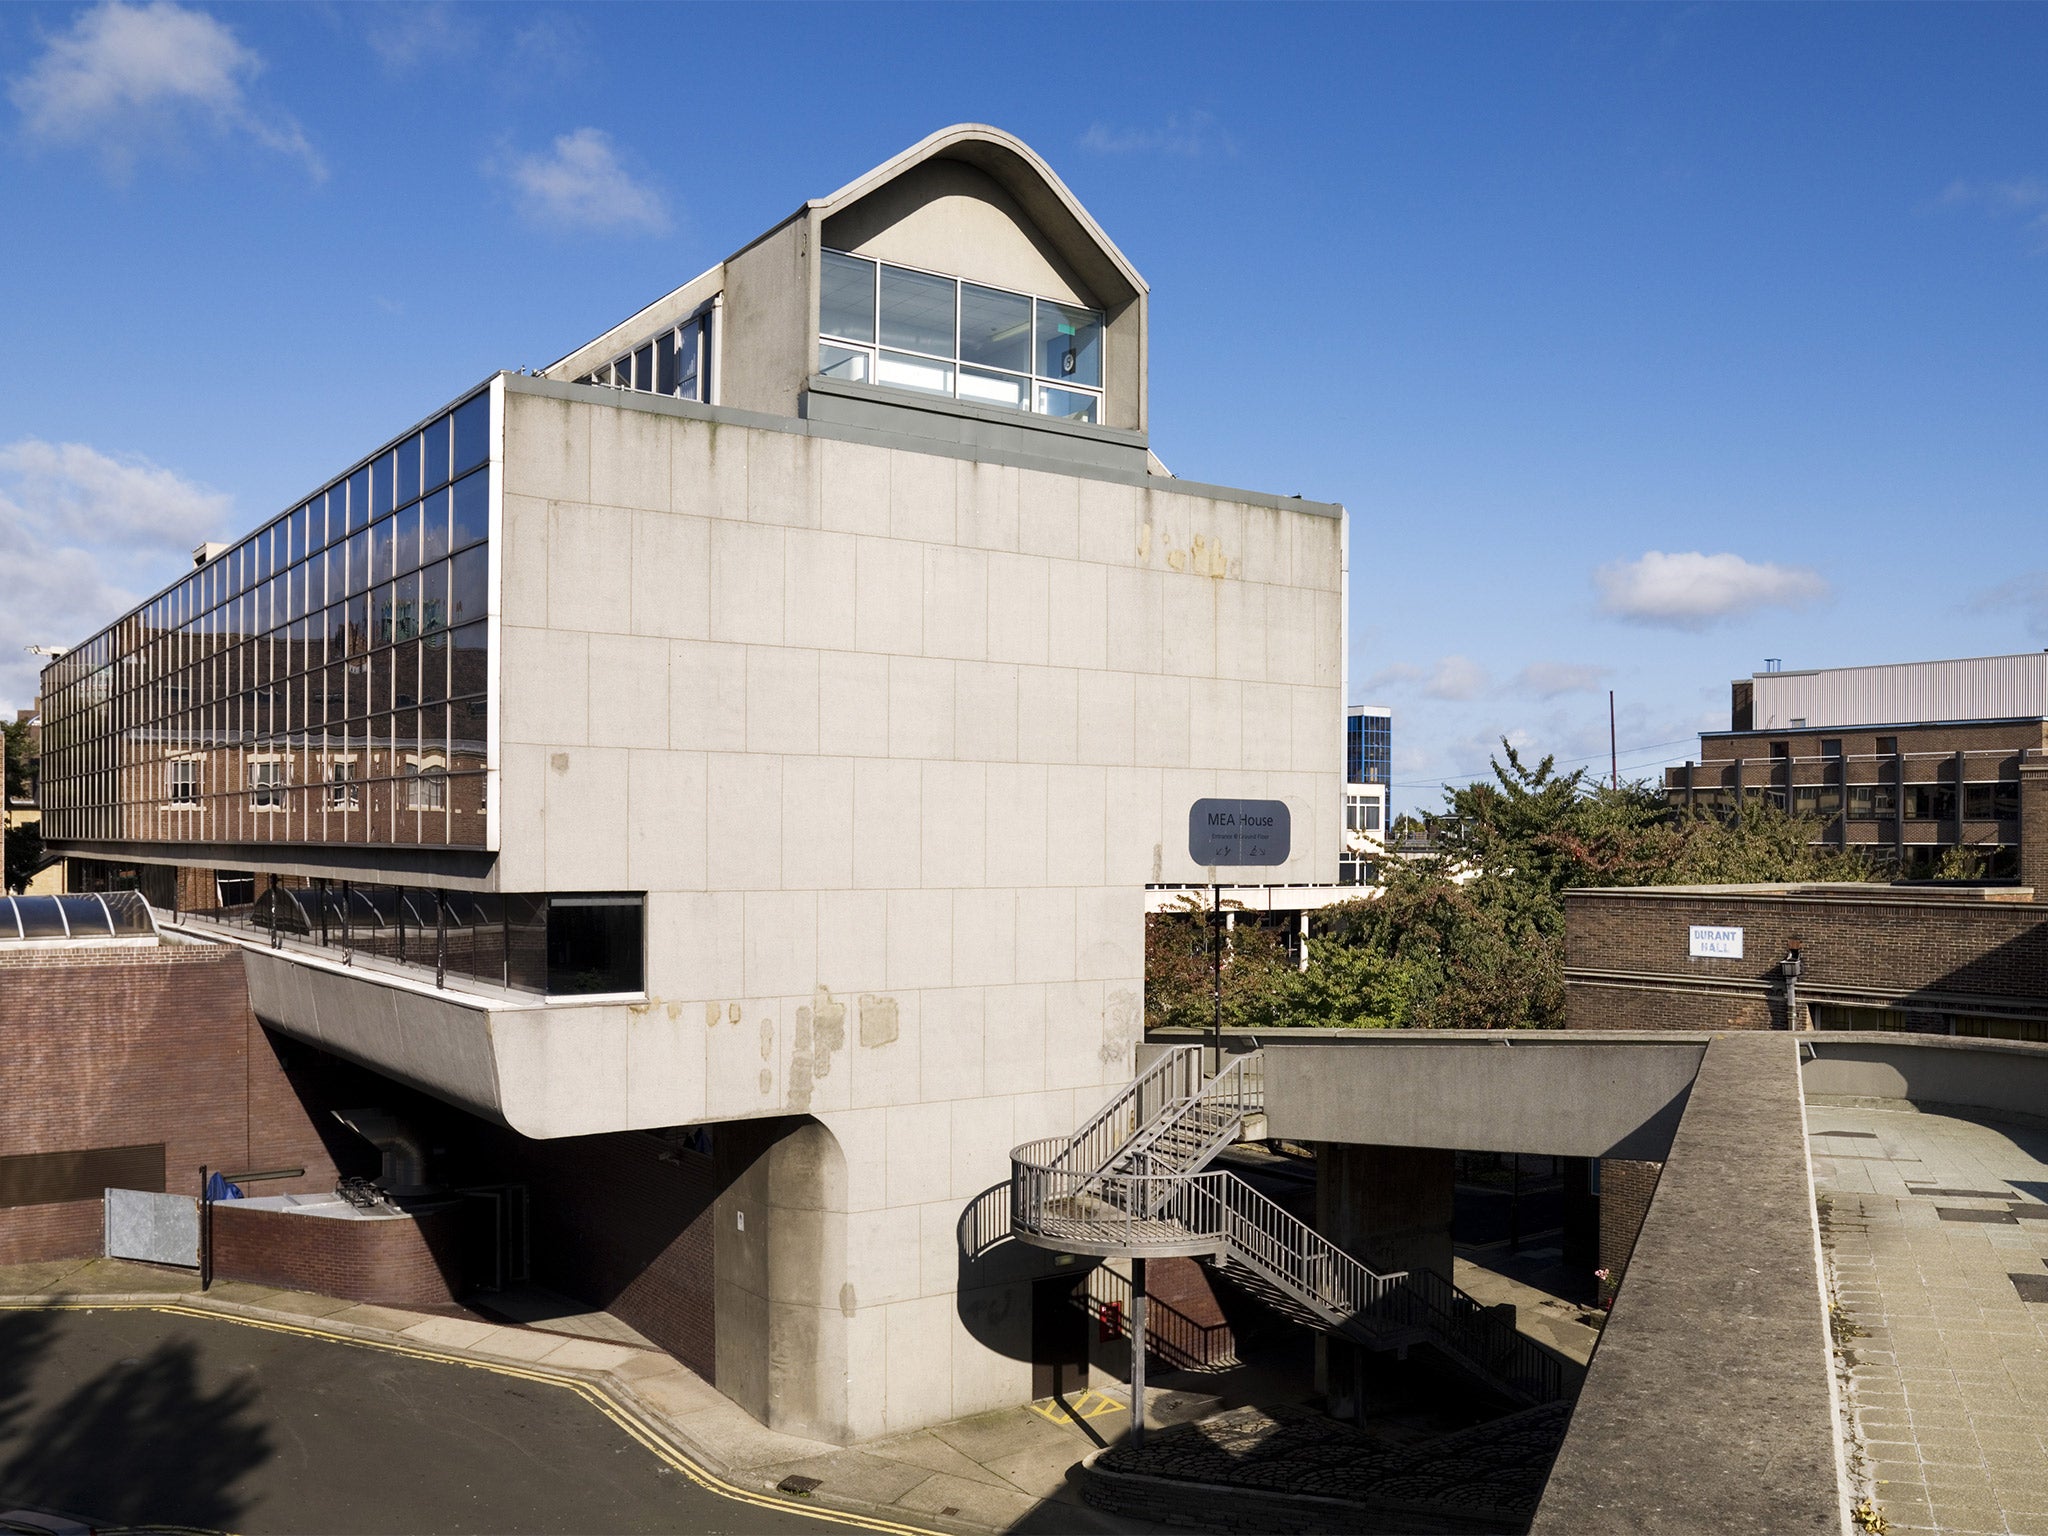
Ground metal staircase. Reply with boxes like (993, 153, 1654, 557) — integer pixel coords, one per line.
(1006, 1049, 1571, 1406)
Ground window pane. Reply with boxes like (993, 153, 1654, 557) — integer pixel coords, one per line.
(879, 266, 955, 357)
(423, 414, 451, 493)
(656, 332, 677, 395)
(450, 620, 488, 699)
(1036, 300, 1103, 387)
(819, 343, 871, 383)
(452, 392, 489, 477)
(876, 351, 953, 398)
(450, 470, 488, 551)
(420, 487, 450, 566)
(961, 283, 1031, 373)
(546, 896, 644, 994)
(394, 434, 421, 508)
(820, 250, 876, 342)
(370, 453, 395, 519)
(633, 344, 654, 392)
(1036, 384, 1100, 423)
(418, 559, 449, 633)
(959, 366, 1026, 410)
(450, 545, 487, 627)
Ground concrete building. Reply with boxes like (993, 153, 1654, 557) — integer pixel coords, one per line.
(33, 125, 1346, 1443)
(1668, 653, 2048, 879)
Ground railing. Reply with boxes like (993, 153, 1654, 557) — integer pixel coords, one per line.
(1010, 1139, 1573, 1404)
(1011, 1150, 1406, 1317)
(1045, 1047, 1206, 1178)
(957, 1183, 1013, 1260)
(1086, 1264, 1239, 1372)
(1363, 1265, 1571, 1405)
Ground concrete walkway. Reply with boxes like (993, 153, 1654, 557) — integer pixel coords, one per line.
(1811, 1098, 2048, 1536)
(0, 1259, 1170, 1536)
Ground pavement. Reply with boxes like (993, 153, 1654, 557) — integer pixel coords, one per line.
(0, 1258, 1172, 1536)
(1452, 1257, 1601, 1368)
(1811, 1097, 2048, 1536)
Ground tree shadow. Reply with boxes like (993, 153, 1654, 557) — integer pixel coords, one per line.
(0, 1326, 269, 1528)
(0, 1311, 57, 1448)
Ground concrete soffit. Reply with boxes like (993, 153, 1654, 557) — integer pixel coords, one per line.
(801, 123, 1149, 309)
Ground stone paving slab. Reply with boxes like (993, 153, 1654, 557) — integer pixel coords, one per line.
(1812, 1098, 2048, 1536)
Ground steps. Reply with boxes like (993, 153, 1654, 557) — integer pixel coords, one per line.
(1008, 1051, 1574, 1407)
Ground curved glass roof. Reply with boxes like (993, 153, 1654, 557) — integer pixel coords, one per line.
(0, 891, 156, 942)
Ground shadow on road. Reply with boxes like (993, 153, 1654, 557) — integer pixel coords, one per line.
(0, 1311, 268, 1528)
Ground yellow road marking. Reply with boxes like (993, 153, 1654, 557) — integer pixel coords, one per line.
(1028, 1388, 1125, 1423)
(2, 1299, 941, 1536)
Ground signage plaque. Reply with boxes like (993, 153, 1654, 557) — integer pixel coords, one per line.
(1689, 925, 1744, 960)
(1188, 798, 1291, 867)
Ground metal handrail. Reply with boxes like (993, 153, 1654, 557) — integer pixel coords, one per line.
(1008, 1144, 1570, 1405)
(1044, 1047, 1205, 1178)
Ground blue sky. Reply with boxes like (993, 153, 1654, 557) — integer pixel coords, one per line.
(3, 2, 2045, 811)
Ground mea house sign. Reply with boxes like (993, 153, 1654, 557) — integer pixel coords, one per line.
(1189, 799, 1291, 867)
(1689, 925, 1744, 960)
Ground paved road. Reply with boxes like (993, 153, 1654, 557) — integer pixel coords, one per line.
(0, 1306, 889, 1535)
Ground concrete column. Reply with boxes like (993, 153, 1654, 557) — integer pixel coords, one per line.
(715, 1116, 851, 1443)
(1314, 1142, 1454, 1417)
(1314, 1142, 1456, 1281)
(2018, 750, 2048, 901)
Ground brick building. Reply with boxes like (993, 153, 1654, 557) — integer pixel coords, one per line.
(1667, 653, 2048, 879)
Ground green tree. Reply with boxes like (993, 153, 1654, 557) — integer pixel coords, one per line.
(3, 820, 44, 895)
(2, 720, 33, 805)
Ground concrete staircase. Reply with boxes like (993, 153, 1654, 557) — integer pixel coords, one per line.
(1006, 1050, 1571, 1407)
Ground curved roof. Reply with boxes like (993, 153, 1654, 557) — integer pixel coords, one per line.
(807, 124, 1147, 310)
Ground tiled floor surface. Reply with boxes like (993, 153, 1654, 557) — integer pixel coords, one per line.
(1810, 1098, 2048, 1536)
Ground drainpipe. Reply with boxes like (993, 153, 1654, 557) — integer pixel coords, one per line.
(1780, 942, 1805, 1031)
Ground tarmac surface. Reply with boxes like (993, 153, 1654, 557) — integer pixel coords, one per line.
(1812, 1097, 2048, 1536)
(0, 1304, 870, 1535)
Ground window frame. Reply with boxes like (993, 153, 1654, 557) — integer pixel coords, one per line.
(816, 250, 1105, 425)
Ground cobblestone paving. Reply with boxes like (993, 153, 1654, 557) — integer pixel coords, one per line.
(1810, 1099, 2048, 1536)
(1096, 1399, 1570, 1529)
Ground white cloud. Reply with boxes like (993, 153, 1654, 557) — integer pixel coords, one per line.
(364, 2, 477, 71)
(1594, 550, 1827, 630)
(1360, 655, 1489, 701)
(504, 128, 668, 233)
(1938, 177, 2048, 249)
(9, 0, 321, 179)
(1979, 570, 2048, 639)
(0, 440, 233, 713)
(1513, 661, 1611, 698)
(1081, 111, 1233, 158)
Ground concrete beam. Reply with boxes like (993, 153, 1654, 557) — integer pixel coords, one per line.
(1532, 1033, 1843, 1535)
(1243, 1031, 1708, 1160)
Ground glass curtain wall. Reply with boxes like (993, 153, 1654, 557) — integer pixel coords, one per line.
(38, 389, 493, 850)
(818, 250, 1105, 423)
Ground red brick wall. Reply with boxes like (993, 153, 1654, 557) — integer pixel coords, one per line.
(0, 944, 341, 1264)
(211, 1201, 464, 1307)
(1565, 888, 2048, 1032)
(1599, 1158, 1662, 1285)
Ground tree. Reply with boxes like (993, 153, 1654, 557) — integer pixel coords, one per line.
(1147, 739, 1889, 1034)
(2, 720, 33, 805)
(3, 821, 44, 895)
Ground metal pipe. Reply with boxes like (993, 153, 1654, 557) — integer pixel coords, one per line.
(1130, 1256, 1146, 1448)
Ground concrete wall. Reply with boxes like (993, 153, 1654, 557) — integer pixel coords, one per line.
(489, 382, 1343, 1437)
(1801, 1032, 2048, 1123)
(1254, 1033, 1706, 1160)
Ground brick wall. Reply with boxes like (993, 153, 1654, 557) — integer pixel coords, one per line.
(1598, 1158, 1662, 1286)
(211, 1201, 465, 1307)
(1565, 887, 2048, 1033)
(258, 1037, 722, 1382)
(0, 943, 342, 1264)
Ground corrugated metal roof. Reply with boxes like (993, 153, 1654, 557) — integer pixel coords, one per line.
(1749, 653, 2048, 730)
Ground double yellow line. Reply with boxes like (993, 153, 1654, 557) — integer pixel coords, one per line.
(3, 1299, 944, 1536)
